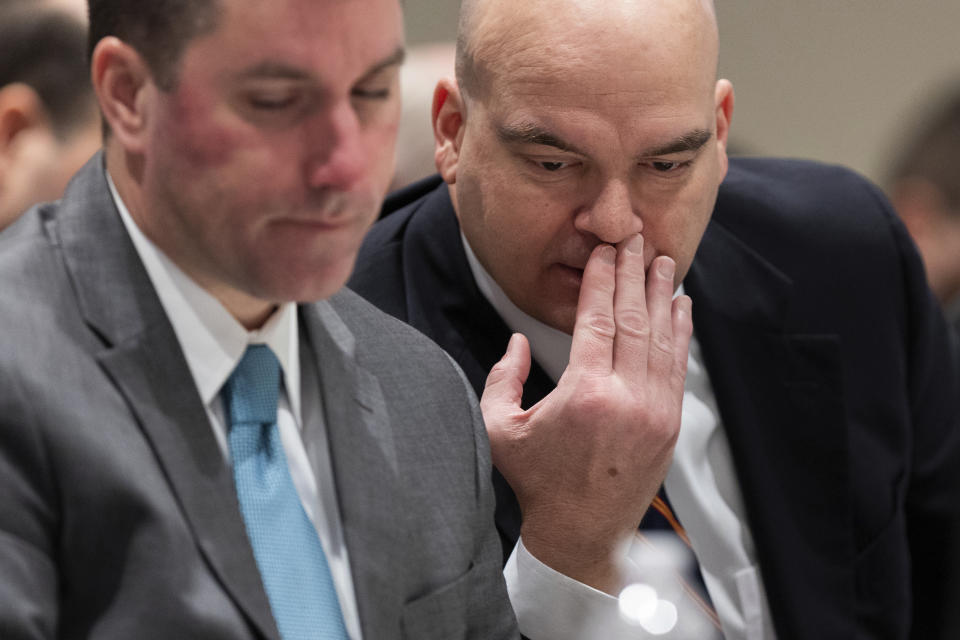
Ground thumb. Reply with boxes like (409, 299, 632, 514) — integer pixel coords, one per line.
(480, 333, 531, 424)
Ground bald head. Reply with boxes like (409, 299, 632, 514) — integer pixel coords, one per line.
(436, 0, 733, 332)
(456, 0, 719, 103)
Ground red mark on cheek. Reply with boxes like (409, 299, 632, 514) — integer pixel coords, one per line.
(159, 85, 242, 168)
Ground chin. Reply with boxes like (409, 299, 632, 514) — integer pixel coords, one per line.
(538, 293, 579, 335)
(298, 262, 358, 303)
(248, 262, 352, 304)
(286, 278, 350, 304)
(528, 303, 576, 335)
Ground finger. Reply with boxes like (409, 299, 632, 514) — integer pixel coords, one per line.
(644, 255, 677, 380)
(670, 295, 694, 393)
(480, 333, 532, 423)
(568, 244, 617, 375)
(612, 233, 649, 380)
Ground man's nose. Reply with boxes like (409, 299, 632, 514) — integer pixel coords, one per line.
(573, 178, 642, 244)
(304, 100, 367, 190)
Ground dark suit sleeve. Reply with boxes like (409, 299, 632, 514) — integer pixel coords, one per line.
(851, 180, 960, 639)
(886, 195, 960, 639)
(0, 365, 58, 639)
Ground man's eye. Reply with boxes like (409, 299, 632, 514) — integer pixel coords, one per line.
(352, 87, 392, 100)
(248, 94, 298, 110)
(652, 161, 681, 172)
(540, 161, 567, 172)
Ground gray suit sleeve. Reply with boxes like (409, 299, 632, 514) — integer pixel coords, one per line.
(407, 353, 520, 639)
(0, 365, 59, 640)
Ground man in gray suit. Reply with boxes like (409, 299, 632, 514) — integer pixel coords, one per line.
(0, 0, 518, 638)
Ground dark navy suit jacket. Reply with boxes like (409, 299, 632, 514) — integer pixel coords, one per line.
(350, 158, 960, 640)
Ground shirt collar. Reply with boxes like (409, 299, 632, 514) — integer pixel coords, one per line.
(108, 172, 301, 423)
(461, 233, 572, 383)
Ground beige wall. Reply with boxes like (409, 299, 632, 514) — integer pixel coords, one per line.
(403, 1, 960, 185)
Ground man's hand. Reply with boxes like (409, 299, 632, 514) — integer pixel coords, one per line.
(481, 234, 693, 593)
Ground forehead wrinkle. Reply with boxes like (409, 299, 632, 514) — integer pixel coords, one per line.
(502, 68, 691, 115)
(492, 35, 711, 108)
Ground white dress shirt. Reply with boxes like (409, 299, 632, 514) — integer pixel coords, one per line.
(110, 175, 363, 639)
(463, 236, 776, 640)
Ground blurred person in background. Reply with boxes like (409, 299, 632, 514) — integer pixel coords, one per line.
(887, 85, 960, 336)
(390, 42, 456, 192)
(43, 0, 86, 20)
(0, 0, 100, 230)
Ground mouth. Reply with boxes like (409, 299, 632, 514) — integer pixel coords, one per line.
(553, 263, 585, 288)
(272, 213, 362, 233)
(283, 219, 350, 230)
(271, 194, 377, 232)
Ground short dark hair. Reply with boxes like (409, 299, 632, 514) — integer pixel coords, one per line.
(887, 86, 960, 212)
(87, 0, 221, 90)
(0, 2, 94, 139)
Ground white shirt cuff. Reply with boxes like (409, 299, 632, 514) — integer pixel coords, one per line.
(503, 537, 657, 640)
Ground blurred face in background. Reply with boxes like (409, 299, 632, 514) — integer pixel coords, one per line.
(0, 94, 100, 230)
(0, 0, 99, 230)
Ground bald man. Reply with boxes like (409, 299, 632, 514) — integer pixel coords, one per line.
(352, 0, 960, 638)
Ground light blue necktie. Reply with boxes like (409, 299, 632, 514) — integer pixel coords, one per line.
(223, 345, 349, 640)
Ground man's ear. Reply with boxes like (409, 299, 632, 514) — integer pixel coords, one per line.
(714, 79, 735, 179)
(432, 78, 467, 185)
(0, 83, 48, 186)
(91, 36, 154, 153)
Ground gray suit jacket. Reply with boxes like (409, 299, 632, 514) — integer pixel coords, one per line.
(0, 154, 518, 640)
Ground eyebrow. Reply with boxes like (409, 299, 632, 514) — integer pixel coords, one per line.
(497, 122, 714, 159)
(639, 129, 713, 157)
(496, 122, 586, 155)
(239, 46, 406, 82)
(362, 46, 406, 78)
(240, 62, 312, 81)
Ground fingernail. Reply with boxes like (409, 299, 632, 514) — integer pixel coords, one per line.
(625, 234, 643, 255)
(597, 244, 616, 263)
(658, 258, 675, 279)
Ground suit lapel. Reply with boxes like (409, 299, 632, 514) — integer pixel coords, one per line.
(399, 184, 555, 407)
(56, 155, 280, 640)
(686, 217, 854, 639)
(398, 184, 556, 556)
(298, 300, 399, 639)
